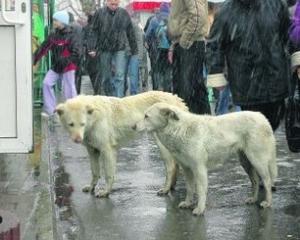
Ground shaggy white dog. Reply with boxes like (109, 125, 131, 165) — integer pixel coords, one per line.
(135, 103, 277, 215)
(55, 91, 187, 197)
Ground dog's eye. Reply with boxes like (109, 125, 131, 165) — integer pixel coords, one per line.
(68, 123, 74, 127)
(145, 114, 149, 119)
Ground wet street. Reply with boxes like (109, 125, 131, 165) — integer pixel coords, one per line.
(0, 77, 300, 240)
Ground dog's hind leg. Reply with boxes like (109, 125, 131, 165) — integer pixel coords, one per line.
(244, 150, 273, 208)
(154, 134, 178, 195)
(238, 151, 259, 204)
(82, 146, 101, 194)
(178, 167, 194, 209)
(95, 146, 117, 198)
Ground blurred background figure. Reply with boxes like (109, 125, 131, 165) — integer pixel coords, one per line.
(207, 0, 240, 115)
(168, 0, 211, 114)
(124, 13, 145, 95)
(145, 3, 170, 90)
(82, 12, 98, 94)
(91, 0, 138, 97)
(68, 12, 83, 94)
(34, 11, 80, 117)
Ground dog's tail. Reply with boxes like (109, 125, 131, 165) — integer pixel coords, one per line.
(268, 144, 278, 185)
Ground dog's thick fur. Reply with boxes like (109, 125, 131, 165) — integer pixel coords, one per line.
(135, 103, 277, 215)
(56, 91, 187, 197)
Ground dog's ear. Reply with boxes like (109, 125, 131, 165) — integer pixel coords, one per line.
(160, 108, 179, 121)
(86, 105, 94, 115)
(55, 104, 64, 116)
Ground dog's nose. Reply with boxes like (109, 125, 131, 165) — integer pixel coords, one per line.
(132, 124, 137, 130)
(73, 136, 83, 143)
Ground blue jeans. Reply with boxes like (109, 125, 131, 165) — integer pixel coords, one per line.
(128, 55, 140, 95)
(216, 85, 241, 115)
(96, 50, 127, 97)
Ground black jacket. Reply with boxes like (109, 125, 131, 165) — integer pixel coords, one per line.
(207, 0, 290, 105)
(34, 26, 81, 73)
(83, 16, 97, 53)
(92, 7, 138, 55)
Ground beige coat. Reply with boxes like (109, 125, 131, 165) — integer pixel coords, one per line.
(168, 0, 208, 49)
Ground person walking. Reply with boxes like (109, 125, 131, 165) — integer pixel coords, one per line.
(91, 0, 138, 97)
(206, 0, 241, 115)
(207, 0, 290, 130)
(145, 3, 170, 90)
(167, 0, 211, 114)
(82, 13, 98, 94)
(34, 11, 80, 117)
(154, 17, 172, 92)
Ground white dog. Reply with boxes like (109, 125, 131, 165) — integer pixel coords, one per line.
(55, 91, 187, 198)
(134, 103, 277, 215)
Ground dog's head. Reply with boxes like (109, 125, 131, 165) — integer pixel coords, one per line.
(134, 103, 180, 132)
(55, 97, 96, 144)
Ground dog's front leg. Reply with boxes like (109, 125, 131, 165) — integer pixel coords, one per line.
(94, 146, 117, 198)
(154, 134, 177, 195)
(193, 167, 208, 216)
(82, 146, 101, 194)
(178, 167, 194, 209)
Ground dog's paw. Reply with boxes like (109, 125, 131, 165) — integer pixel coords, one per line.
(245, 197, 257, 205)
(95, 190, 110, 198)
(178, 201, 193, 209)
(157, 188, 169, 196)
(82, 185, 94, 193)
(260, 201, 271, 208)
(192, 207, 205, 216)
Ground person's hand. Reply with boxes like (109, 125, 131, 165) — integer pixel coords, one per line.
(168, 50, 173, 64)
(88, 51, 97, 58)
(214, 86, 226, 91)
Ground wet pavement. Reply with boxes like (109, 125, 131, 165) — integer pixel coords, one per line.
(47, 78, 300, 240)
(1, 77, 300, 240)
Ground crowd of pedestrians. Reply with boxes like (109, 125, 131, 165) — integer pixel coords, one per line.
(33, 0, 300, 136)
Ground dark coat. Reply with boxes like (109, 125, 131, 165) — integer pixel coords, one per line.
(34, 26, 81, 73)
(207, 0, 290, 105)
(92, 7, 138, 55)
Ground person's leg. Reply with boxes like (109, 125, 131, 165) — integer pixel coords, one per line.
(155, 49, 167, 91)
(128, 55, 140, 95)
(62, 70, 77, 100)
(216, 85, 230, 115)
(123, 53, 130, 96)
(95, 52, 112, 95)
(173, 42, 210, 114)
(42, 69, 60, 115)
(161, 49, 173, 92)
(86, 56, 98, 94)
(111, 50, 127, 97)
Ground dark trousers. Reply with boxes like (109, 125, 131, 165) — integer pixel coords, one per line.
(152, 49, 172, 92)
(85, 55, 98, 94)
(173, 41, 211, 114)
(241, 100, 285, 131)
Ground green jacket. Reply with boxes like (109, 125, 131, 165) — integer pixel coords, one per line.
(32, 12, 44, 44)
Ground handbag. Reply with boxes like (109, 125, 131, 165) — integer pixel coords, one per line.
(285, 73, 300, 152)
